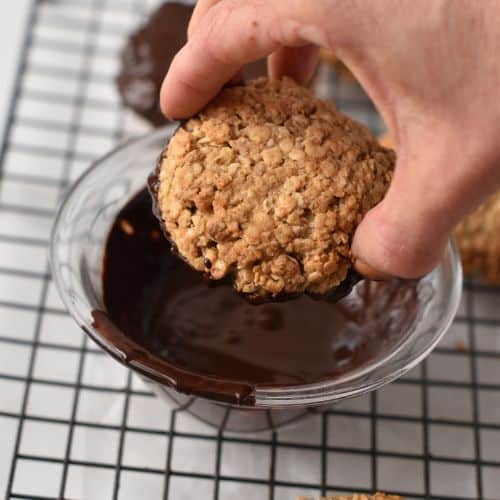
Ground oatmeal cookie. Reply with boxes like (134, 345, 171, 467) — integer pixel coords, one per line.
(153, 77, 394, 301)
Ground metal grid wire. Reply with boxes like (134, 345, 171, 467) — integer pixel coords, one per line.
(1, 1, 500, 499)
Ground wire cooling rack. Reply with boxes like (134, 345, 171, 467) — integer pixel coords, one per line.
(1, 1, 500, 499)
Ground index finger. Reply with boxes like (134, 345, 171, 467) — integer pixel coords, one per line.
(187, 0, 221, 39)
(160, 0, 330, 119)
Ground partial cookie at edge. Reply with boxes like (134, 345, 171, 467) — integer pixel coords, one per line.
(455, 193, 500, 283)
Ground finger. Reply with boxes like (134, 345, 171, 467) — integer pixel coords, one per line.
(352, 127, 498, 279)
(190, 0, 263, 87)
(187, 0, 222, 39)
(268, 45, 320, 85)
(160, 0, 351, 119)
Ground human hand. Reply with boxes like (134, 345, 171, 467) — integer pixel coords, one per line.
(160, 0, 500, 279)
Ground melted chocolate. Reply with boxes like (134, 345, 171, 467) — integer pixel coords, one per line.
(100, 188, 418, 402)
(117, 3, 267, 127)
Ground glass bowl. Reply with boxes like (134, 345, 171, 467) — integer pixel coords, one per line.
(50, 125, 462, 432)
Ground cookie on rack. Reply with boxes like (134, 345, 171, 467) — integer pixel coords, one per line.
(455, 193, 500, 283)
(151, 77, 394, 302)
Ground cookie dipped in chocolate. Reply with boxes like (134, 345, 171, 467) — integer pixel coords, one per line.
(117, 2, 267, 127)
(151, 78, 394, 302)
(100, 188, 419, 403)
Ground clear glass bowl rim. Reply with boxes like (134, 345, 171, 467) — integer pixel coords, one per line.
(49, 126, 463, 409)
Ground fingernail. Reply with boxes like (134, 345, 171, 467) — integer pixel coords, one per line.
(353, 257, 392, 281)
(159, 104, 176, 122)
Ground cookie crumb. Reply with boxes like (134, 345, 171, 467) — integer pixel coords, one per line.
(119, 219, 135, 236)
(454, 340, 469, 352)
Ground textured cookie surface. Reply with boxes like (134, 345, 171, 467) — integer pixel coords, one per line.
(155, 78, 394, 300)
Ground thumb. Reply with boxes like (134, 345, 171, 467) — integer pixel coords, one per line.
(352, 187, 449, 280)
(352, 129, 490, 279)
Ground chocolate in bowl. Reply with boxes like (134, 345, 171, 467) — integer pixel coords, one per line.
(102, 187, 421, 399)
(49, 125, 462, 431)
